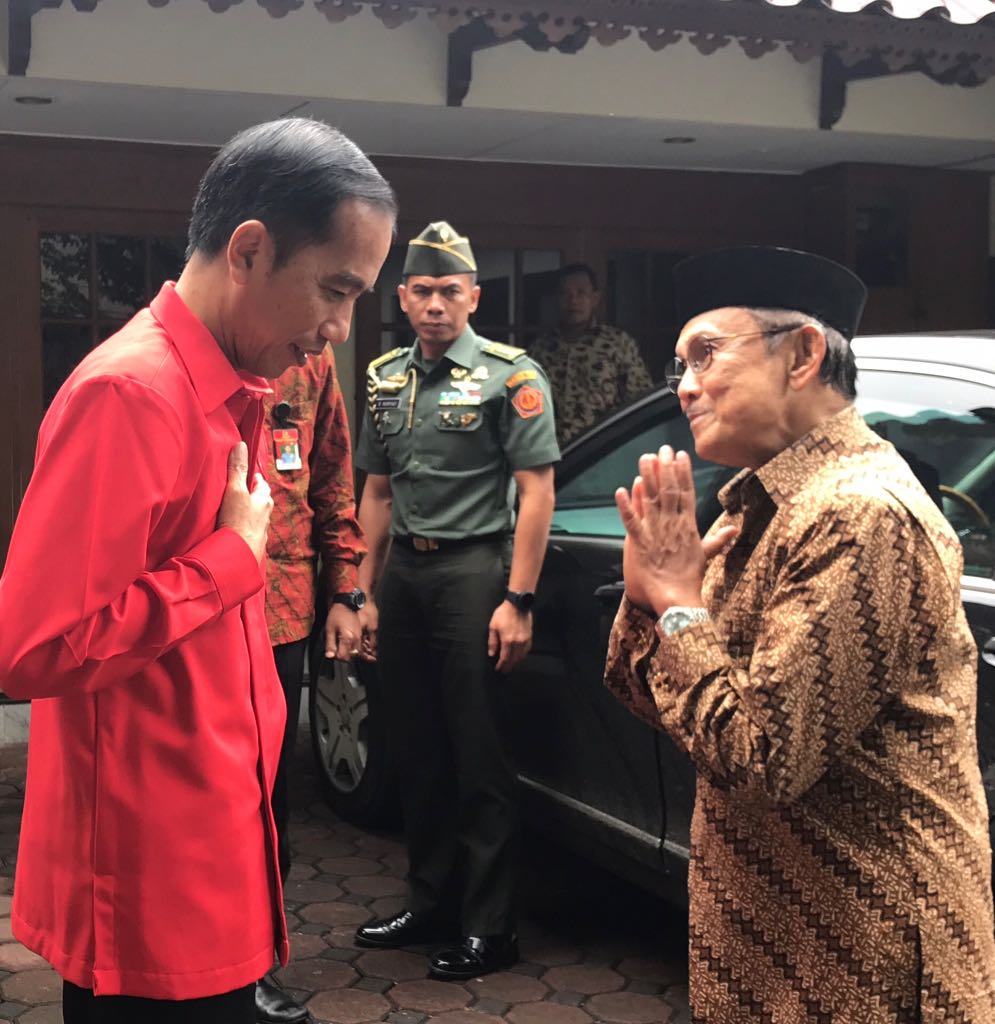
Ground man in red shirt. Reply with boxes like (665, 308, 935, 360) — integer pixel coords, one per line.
(0, 118, 394, 1024)
(257, 347, 366, 1023)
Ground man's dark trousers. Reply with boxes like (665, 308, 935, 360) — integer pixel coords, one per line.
(63, 981, 255, 1023)
(272, 637, 309, 883)
(377, 538, 519, 936)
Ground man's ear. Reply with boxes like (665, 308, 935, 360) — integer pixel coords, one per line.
(397, 283, 408, 315)
(467, 283, 482, 315)
(227, 220, 274, 284)
(788, 324, 828, 390)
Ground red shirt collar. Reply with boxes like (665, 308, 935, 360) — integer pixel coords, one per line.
(150, 282, 271, 413)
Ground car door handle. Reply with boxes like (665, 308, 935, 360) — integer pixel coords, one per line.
(594, 581, 626, 604)
(983, 637, 995, 668)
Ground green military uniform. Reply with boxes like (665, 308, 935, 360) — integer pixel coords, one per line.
(355, 222, 559, 938)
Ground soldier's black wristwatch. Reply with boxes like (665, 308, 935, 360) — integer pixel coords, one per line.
(504, 589, 535, 613)
(331, 588, 367, 612)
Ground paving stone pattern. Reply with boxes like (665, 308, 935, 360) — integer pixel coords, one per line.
(0, 739, 690, 1023)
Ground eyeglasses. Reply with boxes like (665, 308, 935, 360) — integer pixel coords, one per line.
(664, 323, 806, 394)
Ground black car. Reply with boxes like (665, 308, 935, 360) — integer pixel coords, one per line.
(309, 331, 995, 899)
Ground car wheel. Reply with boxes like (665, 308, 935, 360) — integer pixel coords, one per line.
(308, 652, 398, 827)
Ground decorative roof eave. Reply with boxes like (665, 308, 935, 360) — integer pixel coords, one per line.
(19, 0, 995, 85)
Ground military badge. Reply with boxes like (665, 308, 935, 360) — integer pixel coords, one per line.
(470, 366, 490, 381)
(511, 385, 544, 419)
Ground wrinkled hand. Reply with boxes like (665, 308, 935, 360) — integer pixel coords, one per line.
(488, 600, 533, 674)
(217, 442, 272, 563)
(615, 446, 737, 616)
(356, 600, 379, 663)
(325, 604, 362, 662)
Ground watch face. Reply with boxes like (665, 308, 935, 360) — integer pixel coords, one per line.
(335, 589, 366, 611)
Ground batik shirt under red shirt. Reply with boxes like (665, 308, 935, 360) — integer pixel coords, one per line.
(262, 347, 365, 646)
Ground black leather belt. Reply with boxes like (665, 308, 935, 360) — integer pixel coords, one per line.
(393, 532, 507, 553)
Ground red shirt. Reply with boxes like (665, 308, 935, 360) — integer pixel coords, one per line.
(263, 349, 365, 646)
(0, 283, 289, 998)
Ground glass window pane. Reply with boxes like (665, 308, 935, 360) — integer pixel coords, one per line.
(40, 233, 91, 320)
(474, 249, 514, 330)
(553, 400, 732, 537)
(97, 235, 146, 319)
(43, 324, 93, 407)
(379, 245, 407, 325)
(149, 236, 187, 292)
(857, 369, 995, 579)
(521, 250, 561, 344)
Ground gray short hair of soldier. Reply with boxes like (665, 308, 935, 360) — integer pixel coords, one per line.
(745, 307, 857, 400)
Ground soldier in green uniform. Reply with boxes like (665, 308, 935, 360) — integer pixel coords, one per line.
(352, 222, 560, 980)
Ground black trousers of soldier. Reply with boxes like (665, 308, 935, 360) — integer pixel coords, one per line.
(377, 539, 519, 936)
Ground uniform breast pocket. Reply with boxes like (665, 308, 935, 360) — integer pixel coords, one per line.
(377, 407, 405, 436)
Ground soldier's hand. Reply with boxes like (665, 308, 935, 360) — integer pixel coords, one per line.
(325, 605, 362, 662)
(488, 600, 532, 674)
(357, 600, 379, 662)
(217, 442, 272, 564)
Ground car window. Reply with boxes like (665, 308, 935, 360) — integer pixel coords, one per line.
(856, 368, 995, 580)
(553, 401, 733, 537)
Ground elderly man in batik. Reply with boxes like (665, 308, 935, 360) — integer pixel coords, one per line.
(604, 246, 995, 1024)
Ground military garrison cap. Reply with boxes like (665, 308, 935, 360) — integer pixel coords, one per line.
(403, 221, 477, 278)
(674, 246, 868, 341)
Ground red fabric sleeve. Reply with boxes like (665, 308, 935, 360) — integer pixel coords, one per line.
(0, 378, 263, 699)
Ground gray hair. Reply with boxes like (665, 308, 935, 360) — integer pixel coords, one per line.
(745, 307, 857, 399)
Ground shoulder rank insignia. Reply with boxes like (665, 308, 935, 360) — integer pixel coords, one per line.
(368, 346, 408, 374)
(480, 340, 526, 363)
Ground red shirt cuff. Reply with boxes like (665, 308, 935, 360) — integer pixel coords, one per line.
(190, 528, 265, 613)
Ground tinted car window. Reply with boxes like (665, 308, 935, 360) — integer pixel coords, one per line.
(856, 368, 995, 579)
(553, 397, 732, 537)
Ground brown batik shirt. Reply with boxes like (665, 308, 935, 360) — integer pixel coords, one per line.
(604, 406, 995, 1023)
(529, 323, 652, 447)
(262, 348, 365, 646)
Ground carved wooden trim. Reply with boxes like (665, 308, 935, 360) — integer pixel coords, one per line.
(22, 0, 995, 84)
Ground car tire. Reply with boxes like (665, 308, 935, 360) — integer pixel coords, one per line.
(307, 648, 398, 828)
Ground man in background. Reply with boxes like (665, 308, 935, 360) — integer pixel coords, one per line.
(257, 345, 367, 1023)
(529, 262, 652, 447)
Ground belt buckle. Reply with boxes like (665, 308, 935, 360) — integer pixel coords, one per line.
(412, 536, 439, 552)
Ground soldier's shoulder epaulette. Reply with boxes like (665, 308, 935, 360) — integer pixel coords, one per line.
(368, 347, 407, 373)
(480, 340, 527, 363)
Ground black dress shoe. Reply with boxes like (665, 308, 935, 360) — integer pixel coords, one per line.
(429, 934, 519, 981)
(355, 909, 452, 949)
(255, 974, 311, 1023)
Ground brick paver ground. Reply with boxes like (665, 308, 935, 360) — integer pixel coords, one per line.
(0, 736, 690, 1023)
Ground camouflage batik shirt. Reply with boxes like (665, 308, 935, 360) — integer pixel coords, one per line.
(604, 406, 995, 1023)
(528, 323, 652, 447)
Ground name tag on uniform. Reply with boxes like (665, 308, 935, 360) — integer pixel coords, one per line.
(273, 428, 303, 471)
(376, 397, 401, 409)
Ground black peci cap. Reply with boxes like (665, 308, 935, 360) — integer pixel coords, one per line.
(674, 246, 868, 340)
